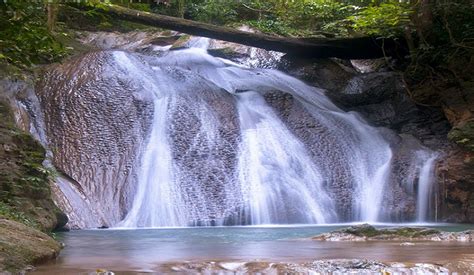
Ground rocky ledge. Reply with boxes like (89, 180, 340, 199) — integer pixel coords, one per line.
(0, 219, 61, 272)
(312, 224, 474, 241)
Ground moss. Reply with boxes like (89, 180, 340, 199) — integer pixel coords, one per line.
(0, 219, 61, 272)
(170, 34, 191, 49)
(340, 224, 380, 237)
(448, 120, 474, 151)
(0, 99, 66, 232)
(207, 47, 248, 60)
(382, 227, 440, 238)
(338, 224, 441, 238)
(0, 96, 67, 272)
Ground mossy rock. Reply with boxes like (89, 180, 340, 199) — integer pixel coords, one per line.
(448, 120, 474, 151)
(340, 224, 440, 238)
(170, 34, 191, 50)
(340, 224, 380, 237)
(0, 219, 61, 272)
(207, 47, 248, 60)
(0, 99, 67, 232)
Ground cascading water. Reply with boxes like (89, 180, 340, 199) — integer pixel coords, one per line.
(415, 151, 439, 222)
(113, 44, 395, 227)
(235, 91, 335, 224)
(33, 36, 439, 228)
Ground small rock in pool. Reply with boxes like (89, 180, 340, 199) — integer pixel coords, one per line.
(219, 262, 246, 271)
(92, 268, 115, 275)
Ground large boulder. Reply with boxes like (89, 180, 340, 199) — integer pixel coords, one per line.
(0, 219, 61, 272)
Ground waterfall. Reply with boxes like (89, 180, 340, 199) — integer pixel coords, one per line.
(112, 52, 189, 227)
(236, 92, 335, 224)
(33, 37, 439, 228)
(112, 46, 397, 227)
(416, 151, 438, 222)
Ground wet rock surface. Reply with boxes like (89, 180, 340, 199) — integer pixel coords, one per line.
(263, 90, 435, 221)
(0, 67, 67, 273)
(161, 259, 462, 274)
(0, 92, 66, 232)
(76, 30, 180, 52)
(312, 224, 474, 241)
(166, 71, 241, 224)
(36, 51, 155, 228)
(281, 57, 451, 147)
(437, 149, 474, 222)
(263, 91, 367, 219)
(282, 55, 472, 223)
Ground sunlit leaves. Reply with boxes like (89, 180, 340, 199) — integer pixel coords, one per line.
(349, 2, 413, 37)
(0, 1, 67, 67)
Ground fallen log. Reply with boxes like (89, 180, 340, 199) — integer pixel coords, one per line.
(71, 4, 407, 59)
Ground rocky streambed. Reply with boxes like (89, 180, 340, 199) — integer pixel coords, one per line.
(138, 225, 474, 273)
(161, 259, 471, 274)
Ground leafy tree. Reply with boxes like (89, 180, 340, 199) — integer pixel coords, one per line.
(0, 1, 67, 67)
(349, 1, 413, 37)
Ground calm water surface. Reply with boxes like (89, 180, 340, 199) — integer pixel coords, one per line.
(33, 224, 474, 274)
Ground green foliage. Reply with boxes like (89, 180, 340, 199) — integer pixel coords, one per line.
(349, 1, 412, 37)
(150, 0, 413, 37)
(0, 202, 39, 229)
(403, 1, 474, 109)
(187, 0, 238, 25)
(274, 0, 356, 35)
(247, 19, 301, 36)
(19, 160, 57, 189)
(405, 2, 473, 77)
(0, 2, 68, 68)
(109, 0, 151, 12)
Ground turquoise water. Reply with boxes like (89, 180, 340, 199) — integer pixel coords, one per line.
(33, 224, 474, 274)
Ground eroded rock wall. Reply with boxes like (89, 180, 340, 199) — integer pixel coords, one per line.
(281, 57, 473, 222)
(36, 51, 154, 227)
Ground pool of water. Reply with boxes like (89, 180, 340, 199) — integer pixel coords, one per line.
(33, 224, 474, 274)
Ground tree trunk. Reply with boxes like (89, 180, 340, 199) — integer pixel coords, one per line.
(71, 4, 407, 59)
(176, 0, 185, 18)
(413, 0, 433, 44)
(47, 2, 58, 32)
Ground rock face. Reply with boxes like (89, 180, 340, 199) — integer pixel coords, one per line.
(0, 96, 66, 232)
(35, 51, 155, 228)
(437, 150, 474, 222)
(312, 224, 474, 241)
(0, 219, 61, 272)
(280, 58, 452, 147)
(0, 79, 64, 272)
(281, 57, 473, 223)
